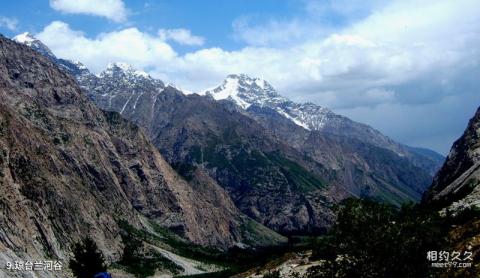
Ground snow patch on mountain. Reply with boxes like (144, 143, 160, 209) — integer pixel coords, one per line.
(101, 62, 151, 79)
(13, 32, 56, 59)
(13, 32, 36, 44)
(275, 109, 311, 130)
(72, 60, 87, 70)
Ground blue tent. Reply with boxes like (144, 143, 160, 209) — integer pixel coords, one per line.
(93, 272, 112, 278)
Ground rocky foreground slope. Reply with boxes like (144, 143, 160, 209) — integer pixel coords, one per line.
(424, 107, 480, 212)
(0, 35, 286, 277)
(422, 106, 480, 276)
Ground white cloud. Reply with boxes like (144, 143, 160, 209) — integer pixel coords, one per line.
(158, 28, 205, 46)
(37, 21, 176, 73)
(0, 16, 18, 31)
(49, 0, 128, 22)
(34, 0, 480, 152)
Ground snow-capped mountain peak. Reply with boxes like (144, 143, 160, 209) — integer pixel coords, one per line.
(101, 62, 151, 79)
(13, 32, 94, 78)
(201, 74, 410, 156)
(93, 62, 165, 103)
(13, 32, 36, 44)
(223, 74, 278, 97)
(13, 32, 55, 59)
(202, 74, 337, 130)
(202, 74, 282, 109)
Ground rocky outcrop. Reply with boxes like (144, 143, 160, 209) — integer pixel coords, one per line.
(421, 107, 480, 276)
(424, 107, 480, 212)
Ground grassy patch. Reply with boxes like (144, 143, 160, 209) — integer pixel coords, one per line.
(267, 152, 326, 192)
(117, 220, 296, 276)
(117, 223, 182, 277)
(189, 138, 325, 193)
(118, 220, 228, 266)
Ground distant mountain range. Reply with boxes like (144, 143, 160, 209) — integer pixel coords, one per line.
(201, 73, 444, 176)
(12, 32, 445, 236)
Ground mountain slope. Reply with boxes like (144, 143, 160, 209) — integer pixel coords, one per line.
(203, 75, 438, 203)
(245, 105, 432, 204)
(86, 75, 338, 234)
(203, 74, 444, 176)
(422, 106, 480, 276)
(0, 35, 286, 277)
(424, 107, 480, 212)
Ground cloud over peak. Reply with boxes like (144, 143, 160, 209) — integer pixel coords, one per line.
(37, 21, 176, 73)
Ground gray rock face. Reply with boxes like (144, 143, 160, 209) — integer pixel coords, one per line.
(245, 105, 431, 199)
(424, 107, 480, 212)
(0, 35, 286, 275)
(105, 86, 338, 234)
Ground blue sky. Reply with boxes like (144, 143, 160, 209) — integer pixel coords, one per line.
(1, 0, 480, 154)
(0, 0, 302, 51)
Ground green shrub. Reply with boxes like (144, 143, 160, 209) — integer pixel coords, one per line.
(69, 237, 107, 278)
(309, 198, 447, 278)
(119, 229, 182, 277)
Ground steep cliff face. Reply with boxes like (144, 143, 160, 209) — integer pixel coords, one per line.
(245, 105, 433, 205)
(124, 88, 338, 234)
(0, 35, 282, 275)
(422, 107, 480, 276)
(424, 107, 480, 212)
